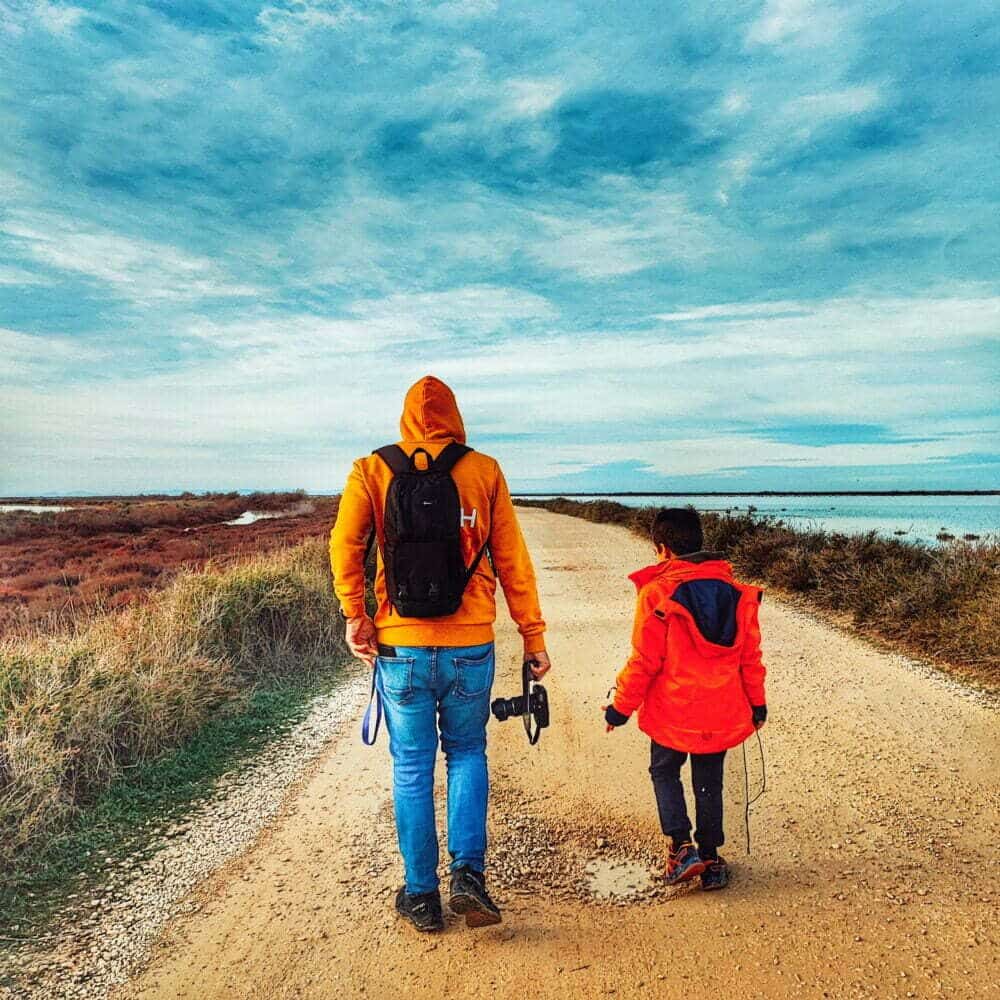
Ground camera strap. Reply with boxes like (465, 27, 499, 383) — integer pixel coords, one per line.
(361, 667, 382, 746)
(522, 660, 542, 745)
(524, 712, 542, 746)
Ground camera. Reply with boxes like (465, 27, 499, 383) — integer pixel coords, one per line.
(490, 660, 550, 744)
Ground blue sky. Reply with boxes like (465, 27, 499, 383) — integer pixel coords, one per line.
(1, 0, 998, 495)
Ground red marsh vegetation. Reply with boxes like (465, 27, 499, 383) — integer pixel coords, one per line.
(0, 492, 339, 631)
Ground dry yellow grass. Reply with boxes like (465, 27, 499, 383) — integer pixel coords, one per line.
(0, 540, 345, 867)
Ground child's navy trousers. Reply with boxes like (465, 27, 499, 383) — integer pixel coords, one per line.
(649, 741, 726, 856)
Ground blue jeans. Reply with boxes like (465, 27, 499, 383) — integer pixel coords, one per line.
(376, 642, 494, 895)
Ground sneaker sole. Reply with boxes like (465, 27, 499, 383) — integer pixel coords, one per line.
(395, 903, 443, 933)
(449, 891, 502, 928)
(701, 869, 731, 891)
(664, 859, 709, 886)
(395, 912, 444, 933)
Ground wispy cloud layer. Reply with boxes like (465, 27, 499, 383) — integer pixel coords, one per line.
(1, 0, 997, 493)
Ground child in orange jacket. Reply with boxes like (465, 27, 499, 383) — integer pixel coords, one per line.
(604, 508, 767, 889)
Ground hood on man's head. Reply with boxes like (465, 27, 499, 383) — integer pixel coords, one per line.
(400, 375, 467, 443)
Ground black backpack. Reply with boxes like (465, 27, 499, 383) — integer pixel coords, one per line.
(373, 442, 489, 618)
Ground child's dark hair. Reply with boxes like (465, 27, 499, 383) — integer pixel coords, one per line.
(650, 507, 703, 556)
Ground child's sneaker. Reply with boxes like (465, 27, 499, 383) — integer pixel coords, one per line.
(664, 843, 708, 885)
(700, 856, 730, 891)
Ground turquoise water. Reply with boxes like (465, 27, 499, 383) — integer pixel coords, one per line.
(518, 495, 999, 546)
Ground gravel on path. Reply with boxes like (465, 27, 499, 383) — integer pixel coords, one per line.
(2, 670, 369, 1000)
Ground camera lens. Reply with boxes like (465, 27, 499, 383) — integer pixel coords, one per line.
(490, 695, 524, 722)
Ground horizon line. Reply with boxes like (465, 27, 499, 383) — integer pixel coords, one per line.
(3, 488, 999, 501)
(511, 490, 1000, 497)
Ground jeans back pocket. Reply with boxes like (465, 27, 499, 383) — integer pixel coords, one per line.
(453, 646, 495, 700)
(377, 655, 416, 702)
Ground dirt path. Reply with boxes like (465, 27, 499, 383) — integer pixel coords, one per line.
(119, 509, 999, 1000)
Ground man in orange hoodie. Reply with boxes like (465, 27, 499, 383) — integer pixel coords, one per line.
(604, 507, 767, 891)
(330, 375, 549, 932)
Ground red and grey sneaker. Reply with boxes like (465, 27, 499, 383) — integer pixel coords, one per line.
(664, 842, 708, 885)
(700, 856, 731, 891)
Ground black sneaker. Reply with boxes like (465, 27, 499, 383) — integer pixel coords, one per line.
(448, 866, 502, 927)
(395, 887, 444, 932)
(700, 856, 730, 891)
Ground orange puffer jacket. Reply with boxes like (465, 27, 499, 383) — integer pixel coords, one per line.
(612, 555, 766, 754)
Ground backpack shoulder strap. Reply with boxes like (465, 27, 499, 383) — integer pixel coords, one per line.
(432, 442, 473, 474)
(464, 538, 490, 585)
(373, 445, 410, 476)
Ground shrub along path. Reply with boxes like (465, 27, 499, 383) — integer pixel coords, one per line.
(99, 508, 999, 1000)
(517, 497, 999, 689)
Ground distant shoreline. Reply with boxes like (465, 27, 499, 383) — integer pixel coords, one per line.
(517, 497, 998, 689)
(2, 489, 998, 503)
(511, 490, 1000, 498)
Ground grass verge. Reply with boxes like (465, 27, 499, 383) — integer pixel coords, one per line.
(1, 539, 347, 886)
(517, 498, 999, 688)
(0, 672, 339, 941)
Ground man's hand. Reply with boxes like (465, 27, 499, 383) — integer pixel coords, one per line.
(603, 704, 630, 733)
(527, 650, 552, 679)
(345, 614, 377, 667)
(752, 704, 767, 729)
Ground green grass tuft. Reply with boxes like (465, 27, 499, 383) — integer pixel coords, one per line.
(0, 676, 335, 938)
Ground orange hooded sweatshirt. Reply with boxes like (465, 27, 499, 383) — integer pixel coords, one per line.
(329, 376, 546, 653)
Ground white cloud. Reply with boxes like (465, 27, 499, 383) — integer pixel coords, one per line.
(715, 154, 757, 205)
(182, 285, 556, 355)
(0, 264, 46, 286)
(256, 1, 368, 46)
(437, 294, 1000, 435)
(504, 78, 564, 117)
(1, 326, 104, 381)
(746, 0, 847, 47)
(0, 169, 30, 199)
(786, 85, 882, 119)
(721, 91, 749, 114)
(1, 327, 90, 359)
(655, 301, 809, 323)
(355, 285, 555, 327)
(0, 0, 83, 36)
(107, 58, 194, 102)
(35, 1, 85, 35)
(431, 0, 498, 20)
(2, 213, 260, 302)
(529, 178, 718, 279)
(4, 290, 996, 492)
(511, 434, 980, 481)
(652, 295, 1000, 352)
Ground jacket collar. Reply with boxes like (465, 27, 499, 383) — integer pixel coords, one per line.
(679, 550, 726, 564)
(628, 553, 732, 591)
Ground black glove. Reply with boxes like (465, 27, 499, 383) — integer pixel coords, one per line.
(605, 705, 630, 727)
(752, 704, 767, 727)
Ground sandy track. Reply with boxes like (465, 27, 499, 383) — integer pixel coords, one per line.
(119, 509, 999, 1000)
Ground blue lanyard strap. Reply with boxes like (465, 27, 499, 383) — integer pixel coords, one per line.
(361, 665, 382, 745)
